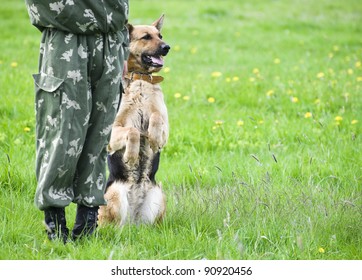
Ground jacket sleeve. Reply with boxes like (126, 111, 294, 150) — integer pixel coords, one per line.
(25, 0, 129, 35)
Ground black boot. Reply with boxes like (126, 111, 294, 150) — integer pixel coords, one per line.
(44, 207, 69, 244)
(71, 204, 99, 241)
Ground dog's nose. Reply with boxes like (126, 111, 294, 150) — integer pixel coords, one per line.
(161, 44, 170, 55)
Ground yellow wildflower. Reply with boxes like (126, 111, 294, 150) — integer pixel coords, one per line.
(314, 98, 321, 104)
(355, 61, 361, 68)
(211, 71, 222, 78)
(225, 77, 231, 83)
(291, 97, 299, 103)
(318, 247, 325, 254)
(253, 68, 259, 74)
(357, 77, 362, 82)
(266, 90, 274, 97)
(190, 47, 197, 54)
(237, 120, 244, 126)
(215, 120, 223, 126)
(182, 95, 190, 101)
(274, 58, 281, 64)
(304, 112, 312, 118)
(232, 76, 239, 82)
(351, 120, 358, 125)
(249, 77, 255, 83)
(174, 45, 180, 51)
(11, 62, 18, 68)
(347, 69, 353, 75)
(333, 45, 339, 51)
(334, 116, 343, 121)
(207, 97, 215, 103)
(163, 67, 170, 73)
(317, 72, 325, 79)
(174, 93, 181, 98)
(24, 127, 31, 132)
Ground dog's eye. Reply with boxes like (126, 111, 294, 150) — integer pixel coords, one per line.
(158, 34, 163, 39)
(141, 34, 152, 40)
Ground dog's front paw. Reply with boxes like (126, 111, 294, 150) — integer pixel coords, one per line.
(124, 152, 139, 167)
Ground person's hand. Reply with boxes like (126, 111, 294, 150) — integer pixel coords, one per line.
(123, 61, 128, 77)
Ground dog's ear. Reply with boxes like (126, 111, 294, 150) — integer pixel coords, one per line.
(152, 14, 165, 31)
(127, 23, 134, 35)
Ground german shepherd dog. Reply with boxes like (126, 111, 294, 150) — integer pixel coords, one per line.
(98, 15, 170, 226)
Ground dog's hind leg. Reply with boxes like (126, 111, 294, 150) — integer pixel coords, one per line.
(148, 112, 168, 153)
(138, 184, 166, 224)
(108, 126, 140, 167)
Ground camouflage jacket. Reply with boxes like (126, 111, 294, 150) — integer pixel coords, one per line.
(25, 0, 129, 56)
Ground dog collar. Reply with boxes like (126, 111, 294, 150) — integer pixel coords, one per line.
(126, 73, 164, 84)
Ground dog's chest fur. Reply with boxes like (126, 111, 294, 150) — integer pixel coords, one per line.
(119, 80, 168, 132)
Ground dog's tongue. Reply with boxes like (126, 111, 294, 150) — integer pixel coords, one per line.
(151, 56, 164, 66)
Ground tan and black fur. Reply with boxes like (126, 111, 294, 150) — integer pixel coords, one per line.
(98, 15, 170, 226)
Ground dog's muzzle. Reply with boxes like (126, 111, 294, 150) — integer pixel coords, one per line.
(142, 44, 171, 68)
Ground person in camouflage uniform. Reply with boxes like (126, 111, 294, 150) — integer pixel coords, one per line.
(25, 0, 130, 242)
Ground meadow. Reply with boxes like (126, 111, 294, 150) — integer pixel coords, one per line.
(0, 0, 361, 260)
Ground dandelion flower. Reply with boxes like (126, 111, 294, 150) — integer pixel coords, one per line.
(11, 62, 18, 68)
(318, 247, 325, 254)
(335, 116, 343, 121)
(24, 127, 31, 132)
(232, 76, 239, 82)
(274, 58, 281, 64)
(163, 67, 170, 73)
(174, 93, 181, 98)
(291, 97, 299, 103)
(333, 45, 339, 51)
(215, 120, 223, 126)
(328, 52, 333, 58)
(357, 77, 362, 82)
(253, 68, 259, 74)
(304, 112, 312, 118)
(317, 72, 325, 79)
(351, 120, 358, 125)
(211, 71, 222, 78)
(356, 61, 361, 68)
(190, 47, 197, 54)
(266, 90, 274, 97)
(237, 120, 244, 126)
(258, 120, 264, 124)
(347, 69, 353, 75)
(207, 97, 215, 103)
(182, 95, 190, 101)
(249, 77, 255, 83)
(174, 45, 180, 51)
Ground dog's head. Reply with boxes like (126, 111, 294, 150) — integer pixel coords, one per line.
(127, 14, 170, 74)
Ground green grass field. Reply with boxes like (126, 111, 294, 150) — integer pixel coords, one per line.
(0, 0, 361, 260)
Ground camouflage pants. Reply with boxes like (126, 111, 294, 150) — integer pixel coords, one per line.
(33, 28, 125, 210)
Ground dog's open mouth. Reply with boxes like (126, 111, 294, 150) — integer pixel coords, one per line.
(142, 54, 164, 68)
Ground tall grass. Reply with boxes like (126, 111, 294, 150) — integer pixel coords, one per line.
(0, 0, 361, 259)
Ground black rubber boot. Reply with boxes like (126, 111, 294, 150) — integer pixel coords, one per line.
(44, 207, 69, 244)
(71, 204, 99, 241)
